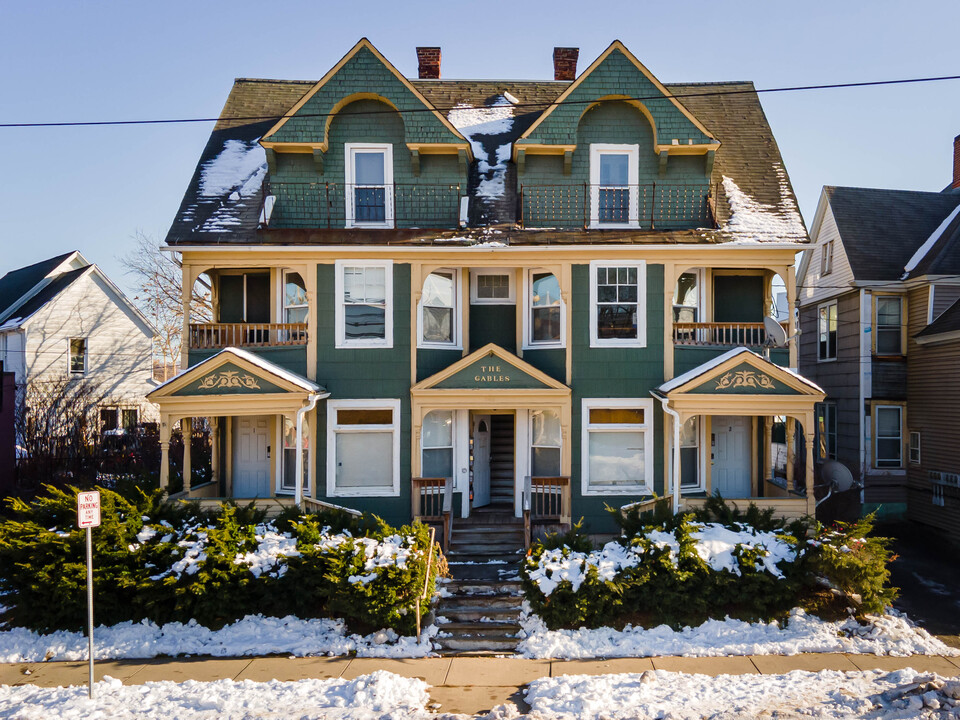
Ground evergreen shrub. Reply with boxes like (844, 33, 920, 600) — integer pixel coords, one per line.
(0, 485, 442, 635)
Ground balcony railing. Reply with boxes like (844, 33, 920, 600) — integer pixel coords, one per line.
(189, 323, 307, 350)
(520, 182, 714, 230)
(263, 181, 464, 229)
(673, 321, 788, 347)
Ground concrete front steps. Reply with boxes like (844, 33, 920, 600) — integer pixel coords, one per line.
(435, 507, 526, 653)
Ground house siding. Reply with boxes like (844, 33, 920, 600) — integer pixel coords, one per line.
(799, 205, 855, 308)
(931, 284, 960, 321)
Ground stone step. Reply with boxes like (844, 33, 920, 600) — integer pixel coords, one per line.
(447, 552, 523, 564)
(435, 635, 519, 653)
(438, 605, 521, 623)
(451, 528, 525, 540)
(448, 542, 524, 554)
(452, 522, 524, 532)
(442, 579, 522, 596)
(438, 593, 523, 610)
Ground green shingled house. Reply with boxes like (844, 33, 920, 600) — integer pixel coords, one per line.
(151, 39, 824, 537)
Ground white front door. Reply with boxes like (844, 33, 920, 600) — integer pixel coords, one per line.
(712, 415, 751, 497)
(472, 415, 491, 507)
(233, 415, 270, 497)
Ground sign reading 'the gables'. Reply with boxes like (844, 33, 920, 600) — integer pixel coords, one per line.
(434, 353, 552, 390)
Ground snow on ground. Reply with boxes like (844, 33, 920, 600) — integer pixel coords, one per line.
(2, 670, 431, 720)
(720, 164, 807, 243)
(0, 615, 437, 664)
(448, 97, 514, 200)
(517, 606, 960, 660)
(525, 668, 960, 720)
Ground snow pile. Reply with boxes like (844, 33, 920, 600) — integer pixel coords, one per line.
(234, 524, 301, 579)
(524, 668, 960, 720)
(2, 670, 429, 720)
(527, 522, 797, 597)
(720, 165, 807, 243)
(517, 606, 960, 659)
(0, 614, 438, 663)
(448, 97, 514, 200)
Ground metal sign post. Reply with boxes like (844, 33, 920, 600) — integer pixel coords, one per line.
(77, 490, 101, 700)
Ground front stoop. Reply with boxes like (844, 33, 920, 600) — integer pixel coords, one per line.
(435, 508, 526, 654)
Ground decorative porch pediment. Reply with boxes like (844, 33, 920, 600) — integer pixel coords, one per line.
(412, 344, 569, 394)
(148, 347, 325, 409)
(658, 348, 823, 399)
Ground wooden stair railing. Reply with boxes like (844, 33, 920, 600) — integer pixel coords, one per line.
(411, 477, 452, 551)
(523, 475, 572, 549)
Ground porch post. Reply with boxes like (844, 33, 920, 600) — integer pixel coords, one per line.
(763, 416, 773, 482)
(159, 415, 171, 490)
(182, 417, 192, 494)
(224, 417, 234, 496)
(181, 264, 196, 371)
(804, 424, 816, 516)
(786, 416, 796, 491)
(787, 266, 798, 368)
(210, 417, 220, 485)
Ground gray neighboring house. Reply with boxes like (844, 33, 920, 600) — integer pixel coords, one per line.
(0, 251, 157, 449)
(797, 137, 960, 523)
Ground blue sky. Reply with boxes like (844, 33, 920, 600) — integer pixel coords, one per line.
(2, 0, 959, 295)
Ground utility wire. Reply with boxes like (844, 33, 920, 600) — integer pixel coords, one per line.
(3, 74, 960, 128)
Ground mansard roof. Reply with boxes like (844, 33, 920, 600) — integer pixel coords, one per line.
(165, 42, 806, 247)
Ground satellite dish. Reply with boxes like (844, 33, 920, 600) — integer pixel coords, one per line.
(763, 316, 788, 347)
(821, 459, 856, 492)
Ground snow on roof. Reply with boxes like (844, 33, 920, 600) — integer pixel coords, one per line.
(719, 166, 807, 243)
(902, 202, 960, 278)
(656, 347, 823, 394)
(448, 96, 514, 201)
(179, 138, 268, 233)
(151, 347, 324, 395)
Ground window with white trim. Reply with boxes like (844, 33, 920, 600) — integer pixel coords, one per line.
(909, 431, 921, 465)
(673, 270, 700, 323)
(531, 408, 562, 477)
(816, 402, 837, 461)
(818, 301, 837, 361)
(589, 144, 639, 228)
(335, 260, 392, 348)
(100, 407, 138, 434)
(421, 410, 454, 479)
(420, 270, 459, 347)
(470, 269, 514, 305)
(525, 270, 564, 347)
(590, 260, 646, 347)
(875, 295, 903, 355)
(582, 398, 653, 495)
(345, 143, 393, 228)
(327, 400, 400, 497)
(820, 239, 834, 276)
(280, 415, 309, 493)
(283, 271, 308, 324)
(69, 338, 87, 375)
(874, 405, 903, 468)
(679, 416, 701, 490)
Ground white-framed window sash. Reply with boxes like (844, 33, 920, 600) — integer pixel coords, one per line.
(581, 398, 654, 496)
(817, 300, 838, 362)
(344, 142, 394, 228)
(589, 260, 646, 348)
(470, 268, 515, 305)
(418, 268, 461, 349)
(327, 399, 401, 497)
(522, 269, 565, 349)
(335, 260, 393, 348)
(589, 143, 640, 229)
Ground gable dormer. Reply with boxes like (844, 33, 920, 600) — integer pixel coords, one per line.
(261, 39, 471, 230)
(515, 41, 719, 230)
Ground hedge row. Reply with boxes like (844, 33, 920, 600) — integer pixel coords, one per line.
(521, 496, 897, 630)
(0, 486, 442, 635)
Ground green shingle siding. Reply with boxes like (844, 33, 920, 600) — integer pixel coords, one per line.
(187, 347, 308, 378)
(469, 305, 516, 353)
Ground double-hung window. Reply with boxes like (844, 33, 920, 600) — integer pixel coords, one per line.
(582, 398, 654, 495)
(590, 260, 646, 346)
(679, 417, 701, 491)
(421, 410, 454, 479)
(282, 271, 308, 343)
(420, 270, 459, 347)
(335, 260, 392, 348)
(874, 405, 903, 469)
(909, 431, 920, 465)
(590, 144, 639, 228)
(69, 338, 87, 375)
(345, 143, 393, 228)
(327, 400, 400, 497)
(280, 415, 309, 493)
(673, 271, 700, 323)
(525, 270, 563, 347)
(875, 295, 903, 355)
(470, 269, 514, 304)
(817, 301, 838, 361)
(816, 402, 837, 461)
(531, 409, 562, 477)
(820, 239, 834, 276)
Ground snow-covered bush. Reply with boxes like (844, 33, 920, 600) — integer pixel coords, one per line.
(0, 486, 442, 635)
(521, 498, 897, 630)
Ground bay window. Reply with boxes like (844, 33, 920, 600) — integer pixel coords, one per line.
(589, 260, 646, 346)
(335, 260, 392, 348)
(582, 398, 653, 495)
(327, 400, 400, 496)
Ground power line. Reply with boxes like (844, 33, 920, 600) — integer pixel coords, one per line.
(3, 73, 960, 129)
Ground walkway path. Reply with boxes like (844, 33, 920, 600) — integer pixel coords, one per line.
(3, 654, 959, 715)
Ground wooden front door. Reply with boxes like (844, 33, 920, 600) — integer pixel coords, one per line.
(472, 415, 491, 507)
(712, 415, 751, 497)
(233, 415, 270, 497)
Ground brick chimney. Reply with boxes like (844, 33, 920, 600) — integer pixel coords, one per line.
(553, 47, 579, 81)
(416, 47, 441, 79)
(953, 134, 960, 189)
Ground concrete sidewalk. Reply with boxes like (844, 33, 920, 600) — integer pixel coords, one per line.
(2, 654, 959, 715)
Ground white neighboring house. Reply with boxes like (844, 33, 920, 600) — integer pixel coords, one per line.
(0, 251, 157, 434)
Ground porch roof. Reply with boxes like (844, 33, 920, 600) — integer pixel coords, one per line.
(656, 347, 823, 395)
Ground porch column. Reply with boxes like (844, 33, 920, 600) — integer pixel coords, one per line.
(804, 426, 816, 516)
(225, 417, 234, 496)
(159, 415, 171, 490)
(787, 266, 798, 368)
(181, 264, 197, 371)
(786, 416, 796, 491)
(763, 416, 773, 481)
(182, 417, 192, 494)
(210, 417, 220, 485)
